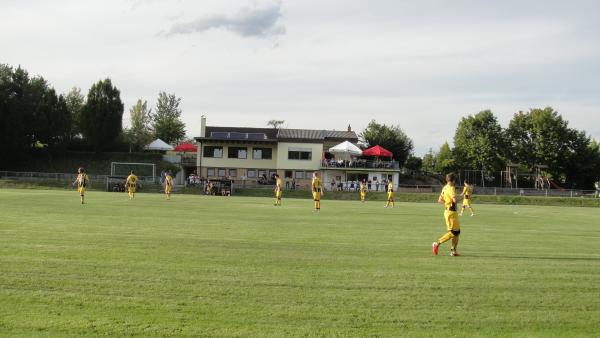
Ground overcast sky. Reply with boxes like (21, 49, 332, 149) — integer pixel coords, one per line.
(2, 0, 599, 155)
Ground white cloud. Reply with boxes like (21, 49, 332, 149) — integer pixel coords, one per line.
(163, 1, 285, 38)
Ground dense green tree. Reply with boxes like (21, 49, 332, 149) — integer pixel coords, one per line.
(65, 87, 85, 138)
(562, 134, 600, 188)
(0, 65, 71, 160)
(152, 92, 186, 144)
(435, 142, 455, 174)
(453, 110, 506, 173)
(125, 99, 153, 151)
(421, 148, 437, 173)
(505, 107, 600, 188)
(404, 155, 422, 171)
(360, 120, 414, 166)
(80, 79, 124, 152)
(506, 108, 569, 178)
(0, 65, 29, 158)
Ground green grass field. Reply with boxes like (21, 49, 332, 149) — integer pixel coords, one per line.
(1, 189, 599, 337)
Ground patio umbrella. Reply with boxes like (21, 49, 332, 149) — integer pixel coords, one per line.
(145, 139, 174, 151)
(362, 145, 393, 158)
(174, 143, 198, 152)
(328, 141, 362, 182)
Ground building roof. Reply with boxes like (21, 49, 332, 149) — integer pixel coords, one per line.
(277, 128, 358, 142)
(196, 126, 358, 143)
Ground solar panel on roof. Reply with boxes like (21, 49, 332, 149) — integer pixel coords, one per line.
(229, 132, 246, 139)
(247, 133, 266, 140)
(210, 132, 229, 139)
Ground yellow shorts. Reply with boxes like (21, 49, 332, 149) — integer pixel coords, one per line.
(275, 191, 282, 199)
(387, 192, 394, 200)
(360, 192, 366, 199)
(444, 210, 460, 231)
(463, 198, 471, 207)
(78, 187, 85, 195)
(312, 191, 321, 201)
(165, 186, 172, 193)
(128, 186, 136, 193)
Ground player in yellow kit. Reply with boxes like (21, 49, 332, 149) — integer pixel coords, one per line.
(384, 180, 395, 208)
(459, 180, 475, 216)
(72, 167, 89, 204)
(311, 172, 324, 211)
(274, 173, 282, 206)
(125, 171, 138, 200)
(432, 172, 461, 257)
(359, 180, 367, 202)
(164, 170, 173, 200)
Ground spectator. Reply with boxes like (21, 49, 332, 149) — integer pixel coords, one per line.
(331, 178, 336, 191)
(375, 180, 380, 192)
(367, 180, 372, 191)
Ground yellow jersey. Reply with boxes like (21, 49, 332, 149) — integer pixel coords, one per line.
(360, 183, 366, 193)
(275, 178, 282, 192)
(440, 184, 457, 211)
(165, 175, 172, 187)
(312, 177, 322, 193)
(126, 174, 138, 187)
(76, 173, 89, 188)
(387, 182, 394, 193)
(462, 184, 472, 199)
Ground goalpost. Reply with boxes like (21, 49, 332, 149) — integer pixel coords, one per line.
(110, 162, 156, 181)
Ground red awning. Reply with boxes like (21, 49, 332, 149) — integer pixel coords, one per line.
(362, 145, 393, 157)
(174, 143, 198, 152)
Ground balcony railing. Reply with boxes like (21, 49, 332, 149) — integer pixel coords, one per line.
(321, 159, 399, 170)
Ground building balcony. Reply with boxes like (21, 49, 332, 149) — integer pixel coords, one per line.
(320, 159, 400, 170)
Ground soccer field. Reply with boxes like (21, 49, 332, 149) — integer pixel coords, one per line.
(1, 189, 599, 337)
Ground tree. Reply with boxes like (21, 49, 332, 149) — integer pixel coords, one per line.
(152, 92, 186, 144)
(421, 148, 437, 173)
(435, 142, 455, 174)
(125, 99, 153, 151)
(360, 120, 414, 166)
(404, 156, 423, 171)
(505, 107, 599, 188)
(65, 87, 85, 138)
(0, 65, 31, 158)
(506, 107, 570, 177)
(453, 110, 507, 173)
(80, 78, 124, 152)
(267, 119, 285, 129)
(0, 65, 71, 159)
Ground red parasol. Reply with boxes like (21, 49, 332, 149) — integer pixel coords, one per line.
(174, 143, 198, 152)
(362, 145, 393, 157)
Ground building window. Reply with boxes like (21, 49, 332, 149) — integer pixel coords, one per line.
(252, 148, 272, 160)
(305, 171, 313, 179)
(295, 171, 305, 179)
(228, 169, 237, 177)
(228, 147, 247, 159)
(288, 149, 312, 160)
(218, 168, 226, 177)
(204, 146, 223, 158)
(284, 170, 293, 179)
(247, 169, 257, 178)
(207, 168, 215, 177)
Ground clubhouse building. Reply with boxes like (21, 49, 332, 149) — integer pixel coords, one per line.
(193, 116, 401, 189)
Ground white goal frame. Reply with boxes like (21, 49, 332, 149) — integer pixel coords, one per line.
(110, 162, 156, 182)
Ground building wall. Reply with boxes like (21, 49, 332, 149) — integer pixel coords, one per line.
(199, 142, 277, 169)
(275, 142, 323, 170)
